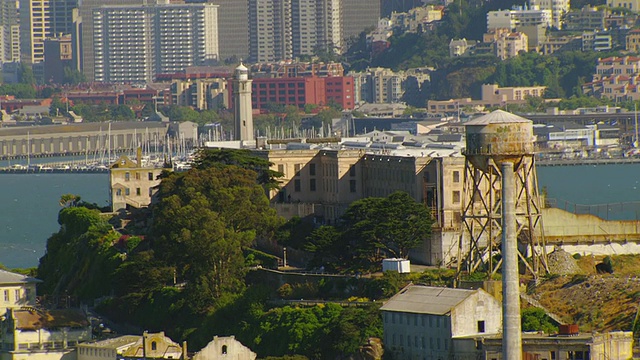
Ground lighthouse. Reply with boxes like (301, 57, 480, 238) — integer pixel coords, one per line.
(233, 62, 254, 141)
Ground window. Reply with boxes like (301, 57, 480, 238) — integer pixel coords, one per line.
(148, 172, 154, 181)
(116, 189, 122, 196)
(453, 191, 461, 203)
(3, 290, 8, 302)
(14, 290, 19, 300)
(349, 166, 356, 177)
(222, 345, 227, 355)
(125, 188, 130, 196)
(310, 179, 316, 191)
(278, 164, 284, 174)
(309, 163, 316, 176)
(477, 320, 485, 333)
(135, 172, 140, 180)
(350, 180, 356, 193)
(294, 164, 301, 176)
(294, 179, 301, 192)
(136, 188, 141, 196)
(453, 170, 460, 183)
(151, 342, 157, 351)
(125, 172, 130, 181)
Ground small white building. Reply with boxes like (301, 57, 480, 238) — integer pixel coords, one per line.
(192, 336, 256, 360)
(380, 284, 501, 360)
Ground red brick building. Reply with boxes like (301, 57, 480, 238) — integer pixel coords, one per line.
(229, 76, 354, 111)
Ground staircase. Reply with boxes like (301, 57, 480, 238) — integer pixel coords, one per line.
(520, 293, 567, 325)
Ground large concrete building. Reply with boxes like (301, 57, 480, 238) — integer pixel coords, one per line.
(380, 285, 502, 360)
(92, 3, 219, 83)
(257, 148, 464, 264)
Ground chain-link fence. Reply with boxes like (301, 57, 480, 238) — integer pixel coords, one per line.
(546, 198, 640, 220)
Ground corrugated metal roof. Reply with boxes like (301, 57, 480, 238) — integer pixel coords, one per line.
(380, 285, 476, 315)
(0, 269, 41, 285)
(465, 110, 532, 125)
(82, 336, 141, 349)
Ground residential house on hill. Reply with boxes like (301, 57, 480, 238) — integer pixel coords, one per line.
(0, 270, 40, 315)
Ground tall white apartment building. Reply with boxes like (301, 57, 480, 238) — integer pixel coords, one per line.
(530, 0, 570, 29)
(19, 0, 50, 65)
(249, 0, 292, 63)
(291, 0, 342, 56)
(0, 0, 20, 63)
(487, 7, 552, 30)
(92, 3, 219, 83)
(80, 0, 149, 82)
(249, 0, 344, 62)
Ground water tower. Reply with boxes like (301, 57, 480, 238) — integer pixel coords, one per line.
(457, 110, 548, 278)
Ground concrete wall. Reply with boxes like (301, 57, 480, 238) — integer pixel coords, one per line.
(542, 207, 640, 243)
(1, 349, 76, 360)
(450, 290, 502, 338)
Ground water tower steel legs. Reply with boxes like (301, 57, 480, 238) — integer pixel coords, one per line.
(502, 162, 522, 360)
(456, 155, 548, 282)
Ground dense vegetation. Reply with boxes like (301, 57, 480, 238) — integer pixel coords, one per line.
(35, 149, 394, 359)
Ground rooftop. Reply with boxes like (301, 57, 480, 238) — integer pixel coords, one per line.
(0, 269, 41, 285)
(465, 109, 532, 125)
(380, 284, 477, 315)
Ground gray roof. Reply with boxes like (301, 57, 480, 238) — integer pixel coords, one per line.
(0, 269, 41, 285)
(80, 335, 140, 349)
(465, 110, 532, 125)
(380, 285, 476, 315)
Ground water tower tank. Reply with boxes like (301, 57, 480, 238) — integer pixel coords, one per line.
(464, 110, 534, 172)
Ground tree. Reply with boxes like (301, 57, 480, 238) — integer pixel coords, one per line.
(63, 67, 87, 85)
(522, 307, 559, 334)
(305, 191, 433, 272)
(59, 194, 81, 207)
(152, 161, 283, 313)
(191, 148, 283, 191)
(18, 63, 35, 85)
(50, 96, 67, 116)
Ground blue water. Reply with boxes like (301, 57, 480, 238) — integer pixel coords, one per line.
(0, 173, 109, 269)
(0, 163, 638, 269)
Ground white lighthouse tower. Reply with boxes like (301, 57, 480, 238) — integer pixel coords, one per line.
(233, 62, 254, 141)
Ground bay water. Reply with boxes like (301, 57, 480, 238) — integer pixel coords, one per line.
(0, 163, 639, 269)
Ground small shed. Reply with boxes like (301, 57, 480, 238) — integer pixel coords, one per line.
(382, 258, 410, 273)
